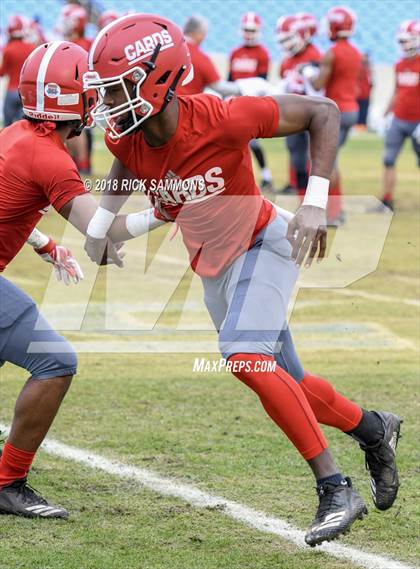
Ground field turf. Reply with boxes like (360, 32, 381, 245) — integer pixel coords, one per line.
(0, 131, 419, 569)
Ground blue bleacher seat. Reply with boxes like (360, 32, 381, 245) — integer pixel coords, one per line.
(1, 0, 418, 65)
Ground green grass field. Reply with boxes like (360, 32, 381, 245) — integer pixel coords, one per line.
(0, 131, 419, 569)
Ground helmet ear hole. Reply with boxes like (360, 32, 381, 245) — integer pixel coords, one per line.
(155, 71, 171, 85)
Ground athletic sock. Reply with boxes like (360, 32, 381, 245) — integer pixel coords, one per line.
(0, 442, 35, 488)
(300, 372, 362, 432)
(383, 192, 393, 202)
(228, 354, 328, 460)
(317, 473, 347, 487)
(261, 167, 272, 182)
(347, 409, 384, 446)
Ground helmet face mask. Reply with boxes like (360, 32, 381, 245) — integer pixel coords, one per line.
(84, 66, 153, 140)
(396, 21, 420, 57)
(278, 32, 305, 56)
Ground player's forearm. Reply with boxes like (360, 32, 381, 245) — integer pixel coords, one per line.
(108, 209, 167, 242)
(26, 227, 49, 249)
(307, 98, 340, 180)
(208, 80, 241, 97)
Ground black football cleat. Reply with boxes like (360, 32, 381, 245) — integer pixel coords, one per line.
(360, 411, 402, 511)
(260, 179, 273, 193)
(0, 478, 68, 519)
(305, 477, 367, 547)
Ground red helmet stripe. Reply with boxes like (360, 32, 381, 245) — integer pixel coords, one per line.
(36, 42, 63, 111)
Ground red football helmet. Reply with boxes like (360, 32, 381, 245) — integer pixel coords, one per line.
(19, 41, 96, 131)
(59, 3, 88, 36)
(326, 6, 356, 40)
(84, 13, 193, 140)
(98, 10, 119, 30)
(276, 15, 306, 56)
(7, 15, 26, 38)
(396, 20, 420, 57)
(240, 12, 262, 46)
(296, 12, 318, 39)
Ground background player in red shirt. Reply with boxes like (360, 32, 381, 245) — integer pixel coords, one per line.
(277, 14, 322, 200)
(229, 13, 273, 191)
(310, 6, 362, 225)
(380, 20, 420, 210)
(178, 15, 220, 95)
(178, 15, 243, 100)
(356, 52, 373, 131)
(84, 13, 401, 546)
(57, 4, 92, 173)
(0, 15, 35, 126)
(0, 40, 160, 518)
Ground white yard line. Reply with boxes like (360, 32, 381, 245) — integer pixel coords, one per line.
(0, 424, 413, 569)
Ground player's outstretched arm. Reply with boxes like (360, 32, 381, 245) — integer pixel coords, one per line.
(59, 193, 167, 266)
(310, 49, 334, 91)
(271, 94, 341, 266)
(26, 227, 84, 285)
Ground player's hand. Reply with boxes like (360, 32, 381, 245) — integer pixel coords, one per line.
(286, 205, 327, 268)
(35, 239, 84, 285)
(84, 235, 124, 267)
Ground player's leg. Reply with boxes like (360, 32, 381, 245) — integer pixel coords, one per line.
(275, 326, 402, 511)
(381, 117, 407, 210)
(204, 216, 367, 545)
(0, 277, 75, 518)
(409, 121, 420, 169)
(249, 138, 272, 191)
(328, 111, 358, 225)
(286, 133, 309, 200)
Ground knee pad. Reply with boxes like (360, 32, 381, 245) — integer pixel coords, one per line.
(383, 156, 396, 168)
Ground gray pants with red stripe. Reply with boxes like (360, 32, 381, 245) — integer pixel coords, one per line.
(202, 215, 304, 381)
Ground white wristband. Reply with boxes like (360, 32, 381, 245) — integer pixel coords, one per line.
(27, 228, 50, 249)
(87, 206, 116, 239)
(126, 209, 167, 237)
(302, 176, 330, 209)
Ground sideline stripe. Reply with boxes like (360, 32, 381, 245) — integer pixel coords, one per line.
(0, 424, 413, 569)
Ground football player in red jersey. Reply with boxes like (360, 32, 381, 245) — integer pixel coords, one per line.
(310, 6, 362, 225)
(380, 20, 420, 211)
(0, 40, 161, 519)
(84, 13, 402, 545)
(178, 15, 242, 99)
(229, 13, 273, 191)
(277, 14, 322, 200)
(57, 3, 92, 173)
(0, 15, 36, 126)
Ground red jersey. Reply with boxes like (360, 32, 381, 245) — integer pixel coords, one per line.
(325, 40, 362, 112)
(178, 40, 220, 95)
(357, 59, 372, 100)
(393, 55, 420, 122)
(279, 44, 322, 77)
(0, 39, 36, 91)
(105, 94, 279, 277)
(0, 121, 87, 272)
(229, 44, 270, 80)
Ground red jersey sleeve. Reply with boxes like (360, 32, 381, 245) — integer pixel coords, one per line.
(199, 51, 220, 85)
(33, 144, 87, 212)
(105, 134, 133, 166)
(222, 96, 279, 146)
